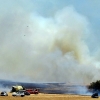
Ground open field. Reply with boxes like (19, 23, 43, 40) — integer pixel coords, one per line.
(0, 93, 98, 100)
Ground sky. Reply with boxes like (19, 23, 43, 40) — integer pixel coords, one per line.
(0, 0, 100, 84)
(1, 0, 99, 50)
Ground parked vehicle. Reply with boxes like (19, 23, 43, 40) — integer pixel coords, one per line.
(91, 92, 99, 98)
(12, 90, 25, 97)
(33, 89, 39, 94)
(0, 91, 8, 96)
(24, 91, 30, 95)
(26, 89, 39, 94)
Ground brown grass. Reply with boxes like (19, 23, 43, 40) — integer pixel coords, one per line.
(0, 93, 98, 100)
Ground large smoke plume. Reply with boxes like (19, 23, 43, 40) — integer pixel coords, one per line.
(0, 1, 99, 84)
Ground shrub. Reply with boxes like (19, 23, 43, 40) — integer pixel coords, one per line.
(88, 80, 100, 90)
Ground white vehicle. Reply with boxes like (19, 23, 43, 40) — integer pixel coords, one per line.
(0, 91, 8, 96)
(12, 91, 25, 97)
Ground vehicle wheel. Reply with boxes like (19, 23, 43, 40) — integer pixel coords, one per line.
(12, 95, 14, 96)
(21, 95, 24, 97)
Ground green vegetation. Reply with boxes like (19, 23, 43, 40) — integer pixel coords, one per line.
(88, 80, 100, 90)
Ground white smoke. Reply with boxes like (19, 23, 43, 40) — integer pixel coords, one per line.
(0, 84, 10, 92)
(0, 1, 99, 84)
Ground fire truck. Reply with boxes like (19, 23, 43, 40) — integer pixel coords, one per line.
(25, 89, 39, 94)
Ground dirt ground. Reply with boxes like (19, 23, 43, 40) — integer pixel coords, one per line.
(0, 93, 98, 100)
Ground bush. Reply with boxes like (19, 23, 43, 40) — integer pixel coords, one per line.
(88, 80, 100, 90)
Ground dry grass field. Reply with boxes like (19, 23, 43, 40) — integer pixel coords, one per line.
(0, 93, 98, 100)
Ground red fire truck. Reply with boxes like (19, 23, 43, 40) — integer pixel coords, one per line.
(25, 89, 39, 94)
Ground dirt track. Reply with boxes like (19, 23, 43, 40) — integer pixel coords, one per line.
(0, 93, 98, 100)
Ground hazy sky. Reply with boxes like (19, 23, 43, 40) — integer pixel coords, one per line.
(33, 0, 100, 50)
(0, 0, 99, 51)
(32, 0, 100, 50)
(0, 0, 100, 83)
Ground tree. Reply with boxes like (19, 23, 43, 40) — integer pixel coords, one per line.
(88, 80, 100, 91)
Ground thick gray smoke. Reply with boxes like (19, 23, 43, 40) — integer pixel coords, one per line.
(0, 1, 99, 84)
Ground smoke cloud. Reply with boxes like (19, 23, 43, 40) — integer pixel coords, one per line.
(0, 1, 99, 84)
